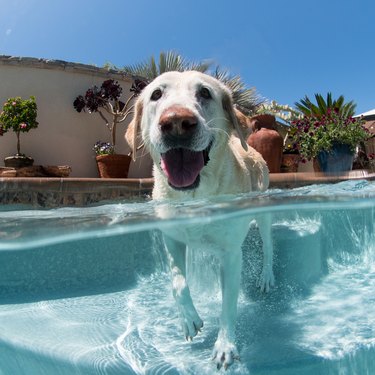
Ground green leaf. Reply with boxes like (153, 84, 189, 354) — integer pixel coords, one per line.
(315, 93, 327, 114)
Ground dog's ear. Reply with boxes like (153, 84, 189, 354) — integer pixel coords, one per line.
(222, 92, 248, 151)
(125, 98, 144, 161)
(234, 108, 252, 130)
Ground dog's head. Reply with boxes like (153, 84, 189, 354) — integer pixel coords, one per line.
(125, 71, 248, 190)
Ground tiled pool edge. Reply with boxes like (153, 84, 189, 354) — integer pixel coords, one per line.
(1, 172, 374, 207)
(0, 178, 154, 207)
(269, 170, 375, 188)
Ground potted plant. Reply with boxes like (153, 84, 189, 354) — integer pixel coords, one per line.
(0, 96, 38, 168)
(281, 141, 300, 173)
(73, 78, 147, 178)
(257, 101, 301, 172)
(92, 140, 127, 178)
(290, 93, 370, 173)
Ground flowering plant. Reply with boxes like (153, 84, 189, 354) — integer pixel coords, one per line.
(289, 108, 370, 161)
(73, 78, 148, 153)
(93, 141, 115, 155)
(0, 96, 38, 155)
(283, 142, 300, 154)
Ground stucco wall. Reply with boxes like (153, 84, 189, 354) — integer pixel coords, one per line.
(0, 56, 152, 177)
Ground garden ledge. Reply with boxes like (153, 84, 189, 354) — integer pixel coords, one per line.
(0, 171, 374, 207)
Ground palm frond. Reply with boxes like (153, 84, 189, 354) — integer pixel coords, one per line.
(315, 94, 327, 114)
(333, 95, 344, 110)
(122, 51, 211, 80)
(342, 101, 356, 117)
(295, 96, 316, 116)
(326, 92, 333, 108)
(150, 57, 158, 78)
(295, 92, 358, 119)
(213, 67, 264, 115)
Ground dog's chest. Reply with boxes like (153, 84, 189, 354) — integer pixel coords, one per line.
(162, 221, 224, 251)
(162, 217, 250, 254)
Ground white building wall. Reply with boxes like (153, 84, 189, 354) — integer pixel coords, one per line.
(0, 57, 152, 177)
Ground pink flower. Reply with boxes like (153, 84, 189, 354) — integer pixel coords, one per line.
(20, 123, 27, 129)
(12, 101, 17, 106)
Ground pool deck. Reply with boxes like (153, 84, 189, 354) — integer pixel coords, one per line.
(1, 170, 375, 207)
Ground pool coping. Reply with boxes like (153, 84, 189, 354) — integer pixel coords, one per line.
(1, 171, 375, 207)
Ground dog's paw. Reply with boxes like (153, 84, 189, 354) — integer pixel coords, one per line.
(257, 265, 275, 292)
(180, 313, 203, 341)
(212, 339, 240, 370)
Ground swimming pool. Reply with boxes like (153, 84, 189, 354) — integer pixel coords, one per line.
(1, 180, 374, 374)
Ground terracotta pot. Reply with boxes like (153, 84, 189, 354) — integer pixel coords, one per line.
(4, 155, 34, 169)
(96, 154, 131, 178)
(247, 128, 283, 173)
(281, 153, 300, 173)
(249, 114, 277, 130)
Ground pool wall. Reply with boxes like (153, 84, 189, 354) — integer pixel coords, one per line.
(0, 230, 161, 303)
(1, 170, 374, 207)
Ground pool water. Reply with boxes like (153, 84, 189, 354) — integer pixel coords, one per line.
(0, 180, 375, 374)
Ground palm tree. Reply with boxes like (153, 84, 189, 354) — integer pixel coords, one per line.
(120, 51, 263, 115)
(213, 67, 263, 115)
(295, 93, 357, 118)
(121, 51, 211, 80)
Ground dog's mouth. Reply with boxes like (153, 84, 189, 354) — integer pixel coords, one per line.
(160, 144, 211, 190)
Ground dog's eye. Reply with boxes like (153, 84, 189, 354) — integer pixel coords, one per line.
(199, 87, 212, 100)
(150, 89, 162, 101)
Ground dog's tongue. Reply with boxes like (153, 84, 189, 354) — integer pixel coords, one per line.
(161, 148, 204, 188)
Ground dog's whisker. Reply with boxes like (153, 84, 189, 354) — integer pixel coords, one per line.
(205, 117, 228, 127)
(210, 127, 231, 141)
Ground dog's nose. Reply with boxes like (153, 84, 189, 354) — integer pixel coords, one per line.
(159, 106, 198, 136)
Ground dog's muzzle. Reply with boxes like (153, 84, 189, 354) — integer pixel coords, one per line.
(158, 106, 211, 190)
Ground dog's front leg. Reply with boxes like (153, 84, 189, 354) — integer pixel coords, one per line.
(212, 249, 241, 370)
(256, 213, 275, 292)
(164, 235, 203, 340)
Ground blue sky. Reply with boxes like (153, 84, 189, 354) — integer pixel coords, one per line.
(0, 0, 374, 114)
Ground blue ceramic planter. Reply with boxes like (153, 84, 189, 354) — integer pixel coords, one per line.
(316, 143, 354, 173)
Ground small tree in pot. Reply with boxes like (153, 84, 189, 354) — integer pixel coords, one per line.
(0, 96, 38, 168)
(73, 78, 147, 177)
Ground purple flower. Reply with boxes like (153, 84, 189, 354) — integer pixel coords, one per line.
(130, 79, 149, 96)
(73, 95, 86, 113)
(85, 86, 104, 112)
(93, 140, 115, 155)
(101, 79, 122, 101)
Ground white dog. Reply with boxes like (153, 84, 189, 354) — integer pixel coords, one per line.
(126, 71, 274, 369)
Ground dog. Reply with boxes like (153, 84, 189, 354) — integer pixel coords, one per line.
(125, 71, 274, 370)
